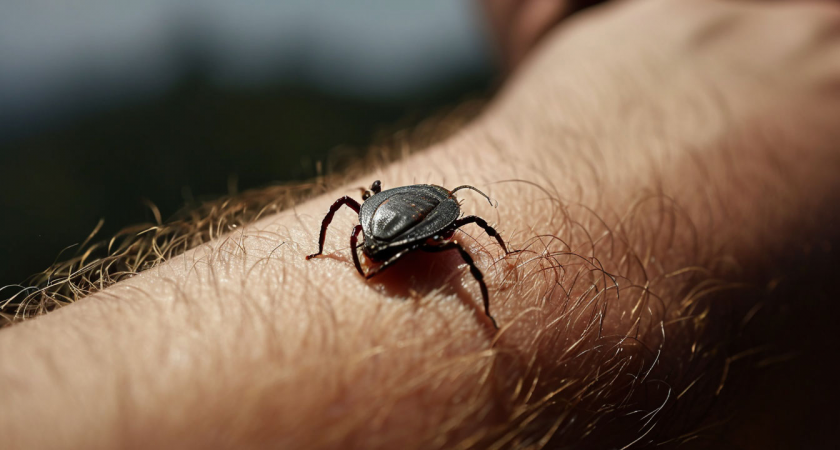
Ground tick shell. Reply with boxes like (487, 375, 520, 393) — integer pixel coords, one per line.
(359, 184, 460, 260)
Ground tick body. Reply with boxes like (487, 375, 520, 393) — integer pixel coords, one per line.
(306, 180, 511, 329)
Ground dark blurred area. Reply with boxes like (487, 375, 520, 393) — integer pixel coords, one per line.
(0, 1, 497, 287)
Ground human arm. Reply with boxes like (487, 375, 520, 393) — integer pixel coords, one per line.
(2, 1, 840, 448)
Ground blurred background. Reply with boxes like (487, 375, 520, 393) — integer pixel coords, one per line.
(0, 0, 500, 286)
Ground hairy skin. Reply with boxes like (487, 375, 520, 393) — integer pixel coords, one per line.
(2, 0, 840, 448)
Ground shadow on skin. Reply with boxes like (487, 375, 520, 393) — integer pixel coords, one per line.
(320, 248, 498, 332)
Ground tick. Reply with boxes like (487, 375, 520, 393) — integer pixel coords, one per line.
(306, 180, 512, 329)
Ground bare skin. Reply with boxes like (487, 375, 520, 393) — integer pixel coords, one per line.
(2, 0, 839, 448)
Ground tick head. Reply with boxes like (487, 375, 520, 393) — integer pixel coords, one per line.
(362, 180, 383, 200)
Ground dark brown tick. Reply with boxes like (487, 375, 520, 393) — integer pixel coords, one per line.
(305, 180, 513, 329)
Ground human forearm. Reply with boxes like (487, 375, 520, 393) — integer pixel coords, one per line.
(3, 1, 840, 448)
(0, 103, 771, 449)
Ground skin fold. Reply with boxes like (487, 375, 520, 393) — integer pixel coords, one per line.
(1, 0, 839, 448)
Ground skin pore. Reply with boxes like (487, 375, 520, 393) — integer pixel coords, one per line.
(2, 0, 840, 448)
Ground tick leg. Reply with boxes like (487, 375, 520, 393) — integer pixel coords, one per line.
(453, 216, 511, 254)
(349, 225, 365, 277)
(423, 241, 499, 329)
(306, 196, 361, 260)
